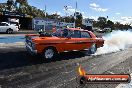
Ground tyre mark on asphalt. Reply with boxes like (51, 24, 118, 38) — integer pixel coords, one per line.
(1, 48, 132, 88)
(50, 49, 132, 88)
(21, 49, 132, 88)
(82, 49, 132, 74)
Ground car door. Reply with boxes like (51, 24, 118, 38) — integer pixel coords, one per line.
(0, 23, 3, 32)
(68, 30, 94, 51)
(4, 23, 9, 32)
(80, 31, 95, 50)
(60, 30, 82, 51)
(59, 29, 76, 52)
(69, 30, 82, 51)
(0, 23, 6, 32)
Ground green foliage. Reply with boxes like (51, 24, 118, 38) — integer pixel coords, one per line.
(7, 0, 14, 11)
(114, 22, 131, 30)
(2, 0, 132, 29)
(93, 17, 131, 30)
(97, 17, 107, 29)
(74, 12, 83, 27)
(107, 20, 114, 29)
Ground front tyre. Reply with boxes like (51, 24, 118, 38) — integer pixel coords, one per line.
(42, 47, 57, 60)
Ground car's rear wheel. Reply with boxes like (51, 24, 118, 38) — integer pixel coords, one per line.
(89, 44, 97, 54)
(6, 29, 13, 34)
(42, 47, 58, 60)
(84, 44, 97, 55)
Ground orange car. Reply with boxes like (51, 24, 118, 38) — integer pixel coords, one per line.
(25, 28, 104, 59)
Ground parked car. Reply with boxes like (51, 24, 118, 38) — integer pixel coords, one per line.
(0, 22, 19, 34)
(97, 28, 112, 33)
(9, 22, 20, 29)
(25, 28, 104, 60)
(103, 28, 112, 33)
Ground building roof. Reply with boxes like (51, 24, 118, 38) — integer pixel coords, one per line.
(67, 28, 84, 31)
(0, 3, 7, 5)
(0, 3, 7, 9)
(33, 17, 59, 22)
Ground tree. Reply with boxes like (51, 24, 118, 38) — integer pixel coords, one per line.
(16, 0, 28, 5)
(98, 17, 107, 23)
(107, 20, 114, 29)
(70, 15, 75, 23)
(93, 21, 99, 28)
(74, 12, 83, 27)
(7, 0, 14, 11)
(97, 17, 107, 29)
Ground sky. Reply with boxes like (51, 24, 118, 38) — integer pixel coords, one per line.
(0, 0, 132, 24)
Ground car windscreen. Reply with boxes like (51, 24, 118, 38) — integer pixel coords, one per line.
(10, 22, 19, 26)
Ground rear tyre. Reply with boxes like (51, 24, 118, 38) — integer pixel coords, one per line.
(42, 47, 58, 61)
(6, 29, 13, 34)
(84, 44, 97, 55)
(89, 44, 97, 54)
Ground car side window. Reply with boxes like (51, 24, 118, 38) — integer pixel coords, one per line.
(72, 30, 81, 38)
(62, 29, 68, 37)
(5, 24, 8, 26)
(81, 31, 91, 38)
(0, 23, 6, 26)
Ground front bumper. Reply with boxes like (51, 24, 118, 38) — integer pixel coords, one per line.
(25, 43, 37, 55)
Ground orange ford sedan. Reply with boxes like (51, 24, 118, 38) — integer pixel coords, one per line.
(25, 28, 104, 59)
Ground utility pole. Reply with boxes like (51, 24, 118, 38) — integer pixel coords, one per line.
(74, 1, 77, 28)
(106, 16, 108, 27)
(64, 6, 68, 17)
(44, 5, 46, 32)
(64, 6, 68, 28)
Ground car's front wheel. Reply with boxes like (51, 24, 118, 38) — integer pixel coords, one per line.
(42, 47, 57, 60)
(6, 28, 13, 34)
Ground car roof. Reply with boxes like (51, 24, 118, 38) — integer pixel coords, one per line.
(66, 28, 85, 31)
(0, 22, 8, 24)
(10, 22, 18, 23)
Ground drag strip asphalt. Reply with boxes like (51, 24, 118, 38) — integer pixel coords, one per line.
(0, 45, 132, 88)
(0, 32, 132, 88)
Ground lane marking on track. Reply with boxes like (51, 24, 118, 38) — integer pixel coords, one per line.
(116, 73, 132, 88)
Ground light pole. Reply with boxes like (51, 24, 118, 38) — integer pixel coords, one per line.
(64, 6, 68, 28)
(106, 16, 108, 27)
(44, 5, 46, 32)
(64, 6, 68, 17)
(74, 1, 77, 28)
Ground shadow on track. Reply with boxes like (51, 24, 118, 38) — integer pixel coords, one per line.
(0, 48, 85, 71)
